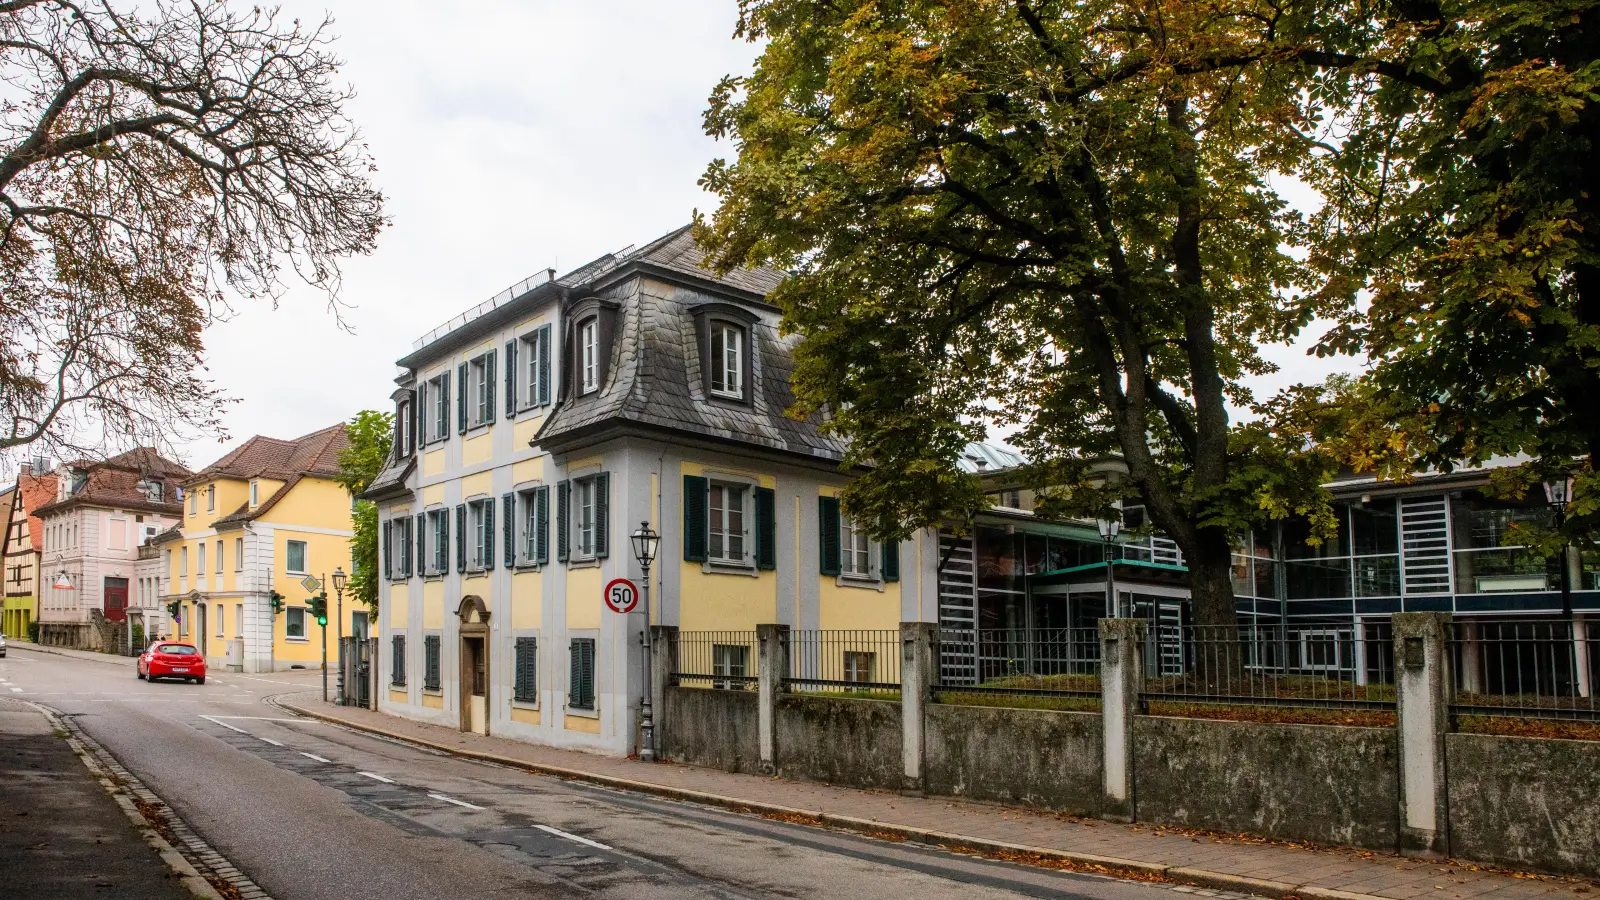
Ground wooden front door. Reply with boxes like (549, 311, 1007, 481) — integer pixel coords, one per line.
(460, 636, 487, 735)
(103, 577, 128, 623)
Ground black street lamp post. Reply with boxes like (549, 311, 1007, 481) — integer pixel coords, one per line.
(332, 567, 347, 705)
(1545, 476, 1575, 620)
(1097, 517, 1121, 618)
(630, 521, 661, 763)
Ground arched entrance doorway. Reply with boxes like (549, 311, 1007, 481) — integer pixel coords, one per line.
(455, 595, 490, 735)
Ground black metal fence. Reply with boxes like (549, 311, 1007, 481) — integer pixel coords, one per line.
(1139, 623, 1397, 711)
(671, 631, 758, 690)
(786, 629, 900, 696)
(933, 628, 1102, 709)
(1452, 619, 1598, 722)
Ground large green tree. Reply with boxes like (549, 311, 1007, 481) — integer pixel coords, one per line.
(699, 0, 1338, 630)
(335, 410, 392, 613)
(1281, 0, 1600, 547)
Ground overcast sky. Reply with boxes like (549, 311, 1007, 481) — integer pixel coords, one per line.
(177, 0, 761, 466)
(176, 0, 1352, 469)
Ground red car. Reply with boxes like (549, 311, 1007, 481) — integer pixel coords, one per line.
(138, 641, 207, 684)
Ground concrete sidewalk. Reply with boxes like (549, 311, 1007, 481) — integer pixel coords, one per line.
(277, 694, 1595, 900)
(0, 698, 202, 899)
(8, 639, 137, 667)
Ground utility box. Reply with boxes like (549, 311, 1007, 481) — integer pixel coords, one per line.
(225, 638, 244, 672)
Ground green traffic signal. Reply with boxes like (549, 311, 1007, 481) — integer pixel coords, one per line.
(316, 615, 328, 627)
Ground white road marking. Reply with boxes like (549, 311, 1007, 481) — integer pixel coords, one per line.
(259, 738, 283, 746)
(358, 772, 394, 783)
(533, 824, 612, 850)
(300, 752, 330, 763)
(203, 716, 315, 722)
(428, 793, 485, 810)
(198, 715, 250, 734)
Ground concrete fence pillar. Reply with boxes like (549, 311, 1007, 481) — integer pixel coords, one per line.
(1393, 611, 1453, 857)
(650, 625, 677, 758)
(1099, 618, 1147, 822)
(900, 622, 937, 794)
(757, 624, 789, 775)
(1573, 615, 1591, 700)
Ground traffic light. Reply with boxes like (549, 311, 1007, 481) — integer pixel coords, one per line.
(165, 600, 181, 620)
(269, 590, 285, 615)
(308, 592, 328, 627)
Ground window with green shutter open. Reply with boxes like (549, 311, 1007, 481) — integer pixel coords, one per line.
(514, 637, 538, 703)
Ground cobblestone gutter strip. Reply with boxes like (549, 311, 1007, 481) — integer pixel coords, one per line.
(32, 702, 272, 900)
(273, 695, 1377, 900)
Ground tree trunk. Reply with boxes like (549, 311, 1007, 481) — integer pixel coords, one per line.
(1186, 526, 1242, 687)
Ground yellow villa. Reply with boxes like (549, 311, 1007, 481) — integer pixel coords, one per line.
(155, 425, 355, 672)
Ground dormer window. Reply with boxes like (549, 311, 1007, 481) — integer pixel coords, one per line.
(709, 323, 744, 399)
(144, 479, 164, 502)
(249, 481, 259, 508)
(579, 318, 599, 395)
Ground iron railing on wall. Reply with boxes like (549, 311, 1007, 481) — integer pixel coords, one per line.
(1452, 619, 1598, 722)
(1139, 623, 1397, 711)
(670, 631, 759, 690)
(933, 628, 1102, 709)
(785, 629, 900, 696)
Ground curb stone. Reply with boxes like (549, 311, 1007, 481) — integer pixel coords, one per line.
(31, 702, 273, 900)
(271, 694, 1400, 900)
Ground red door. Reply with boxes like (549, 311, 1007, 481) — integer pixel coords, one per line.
(104, 577, 129, 622)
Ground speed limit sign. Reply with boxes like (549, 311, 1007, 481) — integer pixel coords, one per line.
(603, 578, 639, 614)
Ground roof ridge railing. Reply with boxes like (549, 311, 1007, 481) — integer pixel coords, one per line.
(410, 268, 557, 352)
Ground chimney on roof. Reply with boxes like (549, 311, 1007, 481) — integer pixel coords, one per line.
(545, 268, 556, 283)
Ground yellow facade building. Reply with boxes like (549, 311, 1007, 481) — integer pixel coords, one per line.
(155, 425, 354, 672)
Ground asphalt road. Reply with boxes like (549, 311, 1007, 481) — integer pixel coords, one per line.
(1, 645, 1205, 900)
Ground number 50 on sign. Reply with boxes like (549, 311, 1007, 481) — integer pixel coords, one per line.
(603, 578, 639, 614)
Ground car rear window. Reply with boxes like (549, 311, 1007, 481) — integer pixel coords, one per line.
(158, 644, 198, 656)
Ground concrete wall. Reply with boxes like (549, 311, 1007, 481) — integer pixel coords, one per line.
(924, 704, 1104, 816)
(774, 695, 901, 790)
(663, 687, 761, 774)
(1134, 716, 1400, 848)
(1446, 733, 1600, 877)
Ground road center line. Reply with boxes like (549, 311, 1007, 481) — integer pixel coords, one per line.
(259, 737, 283, 746)
(358, 772, 395, 783)
(428, 793, 485, 810)
(198, 715, 250, 734)
(300, 752, 330, 763)
(533, 823, 612, 850)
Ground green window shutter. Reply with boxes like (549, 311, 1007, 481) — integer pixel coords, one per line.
(455, 504, 466, 573)
(535, 486, 550, 564)
(401, 518, 413, 578)
(556, 481, 570, 563)
(484, 499, 496, 571)
(414, 514, 425, 574)
(485, 350, 497, 424)
(818, 495, 841, 576)
(504, 339, 517, 415)
(881, 539, 900, 582)
(537, 325, 552, 405)
(424, 635, 440, 690)
(593, 472, 610, 559)
(683, 475, 708, 562)
(392, 635, 405, 686)
(755, 487, 776, 570)
(569, 638, 595, 709)
(502, 494, 515, 567)
(441, 370, 452, 442)
(456, 363, 468, 433)
(514, 637, 537, 702)
(382, 519, 393, 581)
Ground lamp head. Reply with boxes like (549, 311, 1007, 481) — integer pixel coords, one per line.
(630, 521, 660, 568)
(1544, 476, 1574, 508)
(1096, 518, 1120, 541)
(332, 566, 347, 591)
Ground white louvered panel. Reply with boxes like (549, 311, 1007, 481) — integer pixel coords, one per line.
(1150, 537, 1183, 567)
(1400, 497, 1452, 595)
(937, 532, 978, 685)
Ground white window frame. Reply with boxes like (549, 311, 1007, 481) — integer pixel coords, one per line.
(428, 509, 448, 575)
(711, 643, 749, 690)
(216, 603, 225, 637)
(249, 481, 259, 507)
(215, 539, 223, 574)
(520, 330, 546, 407)
(468, 499, 490, 571)
(575, 477, 596, 560)
(840, 513, 874, 579)
(468, 352, 491, 428)
(196, 542, 206, 578)
(425, 372, 450, 442)
(707, 481, 750, 565)
(709, 322, 744, 399)
(235, 537, 244, 571)
(206, 484, 215, 512)
(518, 488, 543, 566)
(188, 492, 196, 515)
(285, 539, 308, 575)
(579, 318, 598, 395)
(285, 607, 306, 640)
(1299, 629, 1346, 673)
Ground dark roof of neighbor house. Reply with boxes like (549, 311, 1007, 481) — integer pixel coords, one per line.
(33, 449, 189, 519)
(186, 424, 348, 487)
(361, 454, 414, 502)
(196, 424, 351, 530)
